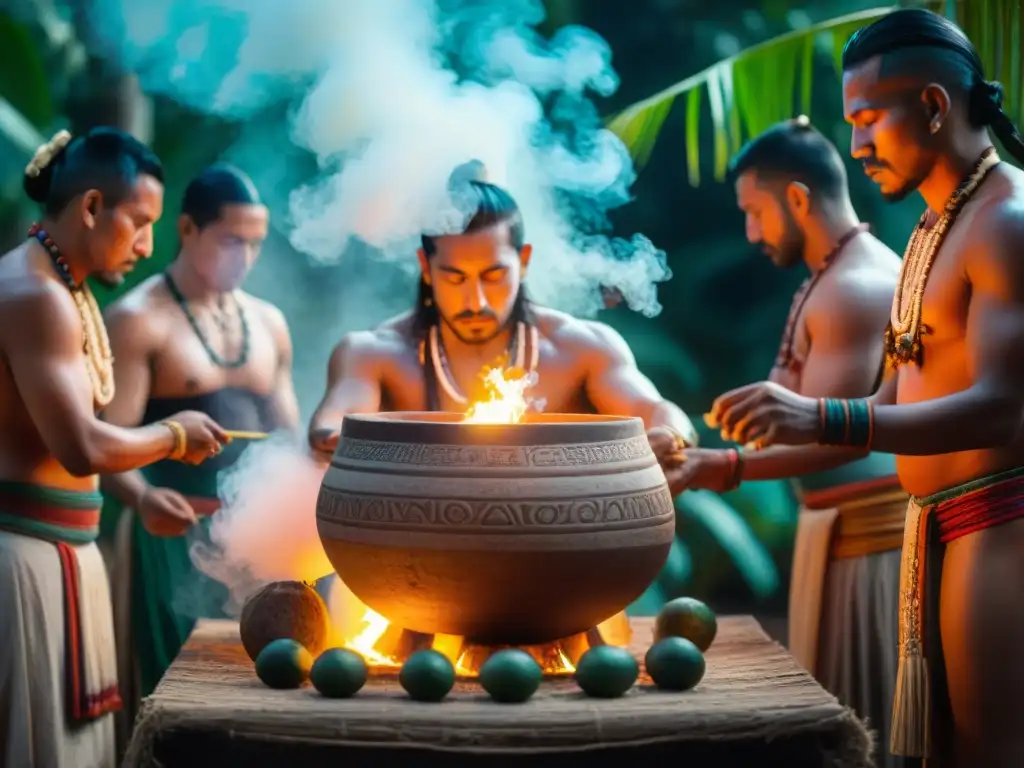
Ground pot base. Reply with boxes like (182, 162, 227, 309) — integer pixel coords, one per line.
(325, 538, 671, 645)
(343, 609, 633, 678)
(319, 411, 676, 645)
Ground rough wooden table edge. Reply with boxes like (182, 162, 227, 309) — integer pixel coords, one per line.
(123, 615, 870, 765)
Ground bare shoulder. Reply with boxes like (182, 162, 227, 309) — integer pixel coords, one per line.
(813, 235, 900, 316)
(0, 243, 80, 344)
(241, 293, 290, 338)
(102, 274, 171, 352)
(0, 273, 83, 355)
(968, 166, 1024, 249)
(328, 312, 416, 372)
(105, 273, 170, 315)
(374, 309, 416, 334)
(963, 168, 1024, 288)
(534, 306, 632, 359)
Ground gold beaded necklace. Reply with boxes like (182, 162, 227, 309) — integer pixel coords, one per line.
(885, 147, 1000, 369)
(74, 285, 116, 407)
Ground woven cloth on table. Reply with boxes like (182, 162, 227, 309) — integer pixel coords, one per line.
(123, 616, 872, 766)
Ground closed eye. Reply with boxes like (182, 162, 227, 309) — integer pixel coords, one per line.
(481, 268, 508, 283)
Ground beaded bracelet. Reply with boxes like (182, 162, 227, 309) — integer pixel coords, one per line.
(818, 398, 874, 448)
(723, 448, 745, 491)
(161, 420, 187, 461)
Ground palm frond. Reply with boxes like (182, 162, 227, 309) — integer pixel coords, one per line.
(610, 0, 1024, 185)
(0, 97, 45, 158)
(675, 490, 780, 598)
(607, 7, 894, 185)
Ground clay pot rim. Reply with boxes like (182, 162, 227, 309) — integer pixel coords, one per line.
(340, 412, 645, 446)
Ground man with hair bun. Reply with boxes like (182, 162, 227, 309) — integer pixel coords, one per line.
(0, 127, 228, 767)
(670, 117, 905, 767)
(100, 163, 300, 728)
(308, 160, 697, 463)
(705, 9, 1024, 766)
(307, 161, 700, 660)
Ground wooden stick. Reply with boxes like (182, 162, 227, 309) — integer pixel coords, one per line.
(224, 430, 269, 440)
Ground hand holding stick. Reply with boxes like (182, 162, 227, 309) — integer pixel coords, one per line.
(224, 430, 269, 441)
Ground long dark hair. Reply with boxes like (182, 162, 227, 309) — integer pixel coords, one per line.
(412, 174, 533, 340)
(842, 8, 1024, 166)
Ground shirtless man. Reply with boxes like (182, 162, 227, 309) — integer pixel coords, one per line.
(0, 128, 227, 768)
(698, 9, 1024, 766)
(669, 118, 904, 766)
(100, 164, 299, 729)
(308, 165, 696, 481)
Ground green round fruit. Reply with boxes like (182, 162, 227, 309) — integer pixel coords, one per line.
(645, 637, 706, 691)
(574, 645, 638, 699)
(399, 650, 456, 702)
(654, 597, 718, 652)
(310, 648, 368, 698)
(479, 649, 543, 703)
(255, 638, 313, 689)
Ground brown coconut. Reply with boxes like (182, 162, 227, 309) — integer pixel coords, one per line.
(240, 580, 330, 661)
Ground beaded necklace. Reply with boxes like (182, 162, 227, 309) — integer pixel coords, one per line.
(885, 147, 1000, 369)
(421, 321, 539, 406)
(774, 222, 870, 373)
(163, 272, 251, 369)
(28, 224, 115, 408)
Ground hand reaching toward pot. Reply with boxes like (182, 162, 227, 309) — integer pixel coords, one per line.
(308, 427, 340, 463)
(662, 448, 744, 496)
(705, 381, 822, 448)
(647, 426, 689, 470)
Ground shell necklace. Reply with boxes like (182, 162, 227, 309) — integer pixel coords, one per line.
(426, 321, 540, 406)
(885, 147, 1001, 369)
(28, 224, 115, 407)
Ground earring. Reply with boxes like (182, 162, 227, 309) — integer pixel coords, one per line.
(424, 296, 433, 307)
(930, 120, 941, 134)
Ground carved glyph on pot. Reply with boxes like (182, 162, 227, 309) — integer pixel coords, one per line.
(316, 412, 676, 645)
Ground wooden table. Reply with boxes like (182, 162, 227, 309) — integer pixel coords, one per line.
(123, 616, 871, 767)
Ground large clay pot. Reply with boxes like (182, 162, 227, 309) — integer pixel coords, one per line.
(316, 412, 675, 645)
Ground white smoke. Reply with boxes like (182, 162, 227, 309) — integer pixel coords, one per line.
(87, 0, 672, 615)
(90, 0, 670, 318)
(188, 433, 334, 613)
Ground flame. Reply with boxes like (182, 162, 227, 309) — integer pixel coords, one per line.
(326, 579, 580, 677)
(463, 366, 534, 425)
(344, 608, 399, 667)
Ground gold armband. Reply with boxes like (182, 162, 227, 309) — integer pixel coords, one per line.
(162, 420, 187, 461)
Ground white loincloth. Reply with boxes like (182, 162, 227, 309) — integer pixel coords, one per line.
(0, 530, 118, 768)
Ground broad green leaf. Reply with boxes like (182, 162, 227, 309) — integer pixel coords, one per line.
(1003, 0, 1019, 114)
(607, 7, 897, 184)
(685, 86, 702, 186)
(800, 33, 815, 116)
(611, 0, 1024, 183)
(706, 66, 728, 182)
(0, 97, 46, 158)
(602, 309, 704, 393)
(676, 490, 780, 598)
(607, 96, 676, 171)
(0, 13, 55, 130)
